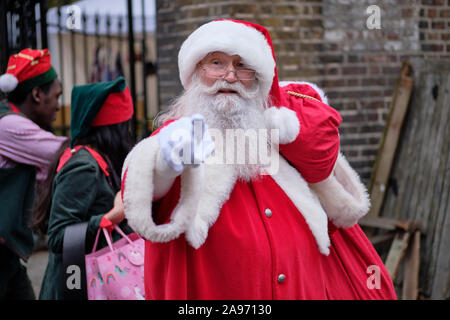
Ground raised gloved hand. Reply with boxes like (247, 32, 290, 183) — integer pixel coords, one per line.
(158, 114, 215, 174)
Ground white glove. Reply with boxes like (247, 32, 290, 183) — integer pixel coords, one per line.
(158, 114, 215, 174)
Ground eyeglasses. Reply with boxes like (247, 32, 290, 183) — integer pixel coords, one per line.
(199, 61, 256, 81)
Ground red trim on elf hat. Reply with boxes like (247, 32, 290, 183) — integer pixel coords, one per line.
(90, 86, 134, 127)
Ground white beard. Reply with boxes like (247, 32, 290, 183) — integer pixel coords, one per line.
(156, 74, 271, 181)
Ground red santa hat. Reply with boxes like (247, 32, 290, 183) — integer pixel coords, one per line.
(0, 48, 57, 99)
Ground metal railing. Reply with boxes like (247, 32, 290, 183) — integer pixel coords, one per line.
(1, 0, 158, 141)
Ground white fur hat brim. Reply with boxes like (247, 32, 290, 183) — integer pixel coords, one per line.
(178, 20, 276, 98)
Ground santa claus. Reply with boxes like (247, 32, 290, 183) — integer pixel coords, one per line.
(121, 19, 397, 300)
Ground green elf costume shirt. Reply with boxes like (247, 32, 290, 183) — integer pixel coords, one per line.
(39, 77, 134, 300)
(0, 99, 36, 261)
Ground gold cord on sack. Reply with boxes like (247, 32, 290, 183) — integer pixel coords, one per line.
(286, 90, 320, 102)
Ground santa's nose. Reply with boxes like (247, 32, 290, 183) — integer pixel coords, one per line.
(223, 68, 238, 83)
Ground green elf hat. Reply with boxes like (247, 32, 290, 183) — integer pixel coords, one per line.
(70, 76, 134, 146)
(0, 48, 58, 99)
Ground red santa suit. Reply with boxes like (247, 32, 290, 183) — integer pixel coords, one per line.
(122, 20, 396, 300)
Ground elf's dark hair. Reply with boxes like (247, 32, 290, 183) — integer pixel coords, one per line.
(32, 119, 134, 235)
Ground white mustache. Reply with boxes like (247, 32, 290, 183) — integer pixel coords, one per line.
(201, 80, 259, 100)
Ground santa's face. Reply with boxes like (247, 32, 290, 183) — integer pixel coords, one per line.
(190, 57, 271, 181)
(197, 52, 256, 90)
(158, 51, 265, 131)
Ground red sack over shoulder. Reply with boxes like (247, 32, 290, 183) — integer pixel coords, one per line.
(276, 82, 343, 184)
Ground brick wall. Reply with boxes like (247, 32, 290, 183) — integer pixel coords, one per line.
(156, 0, 450, 184)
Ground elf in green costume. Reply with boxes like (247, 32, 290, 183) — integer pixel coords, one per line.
(35, 77, 134, 300)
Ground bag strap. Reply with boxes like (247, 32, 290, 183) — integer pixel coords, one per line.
(91, 227, 102, 253)
(91, 224, 134, 254)
(62, 222, 88, 300)
(102, 228, 115, 252)
(113, 225, 134, 245)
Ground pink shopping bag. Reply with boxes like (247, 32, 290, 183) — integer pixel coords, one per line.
(85, 225, 146, 300)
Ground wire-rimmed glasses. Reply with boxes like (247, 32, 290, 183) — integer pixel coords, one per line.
(199, 62, 256, 81)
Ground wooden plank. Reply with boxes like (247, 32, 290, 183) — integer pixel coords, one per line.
(402, 230, 421, 300)
(369, 232, 395, 247)
(359, 216, 422, 232)
(383, 69, 423, 222)
(368, 62, 414, 217)
(420, 71, 450, 290)
(406, 72, 438, 230)
(429, 101, 450, 299)
(359, 216, 397, 230)
(430, 185, 450, 299)
(415, 77, 445, 225)
(395, 68, 432, 223)
(384, 231, 410, 280)
(414, 64, 450, 298)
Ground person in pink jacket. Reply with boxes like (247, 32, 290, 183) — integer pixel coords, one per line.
(121, 20, 396, 300)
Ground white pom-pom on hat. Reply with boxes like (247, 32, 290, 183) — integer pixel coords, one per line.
(0, 73, 19, 93)
(263, 106, 300, 144)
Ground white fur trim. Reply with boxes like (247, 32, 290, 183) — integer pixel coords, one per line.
(185, 164, 237, 248)
(263, 106, 300, 144)
(178, 20, 275, 98)
(309, 153, 370, 228)
(123, 136, 204, 243)
(270, 155, 330, 255)
(0, 74, 19, 93)
(279, 81, 329, 105)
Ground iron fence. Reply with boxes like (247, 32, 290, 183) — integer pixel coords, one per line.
(1, 0, 158, 141)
